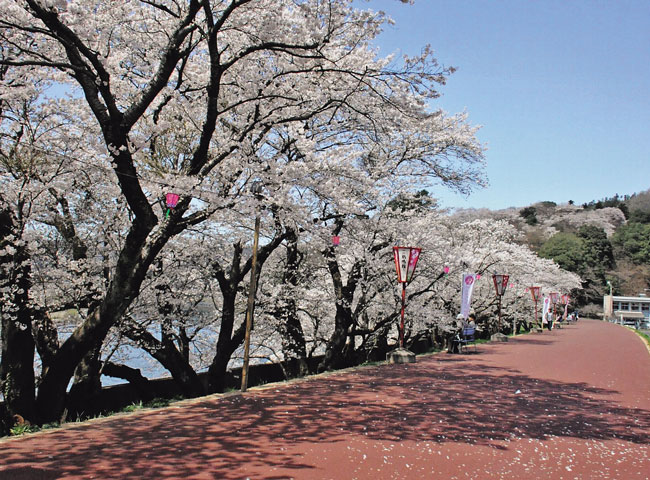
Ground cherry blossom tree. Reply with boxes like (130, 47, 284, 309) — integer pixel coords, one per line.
(251, 206, 582, 372)
(0, 0, 580, 432)
(0, 0, 490, 424)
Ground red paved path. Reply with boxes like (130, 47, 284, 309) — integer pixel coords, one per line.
(1, 319, 649, 479)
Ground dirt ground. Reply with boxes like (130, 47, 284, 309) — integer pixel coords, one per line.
(1, 319, 649, 479)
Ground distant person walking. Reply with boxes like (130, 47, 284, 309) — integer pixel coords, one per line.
(545, 309, 553, 331)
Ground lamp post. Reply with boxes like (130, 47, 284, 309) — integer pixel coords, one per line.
(241, 182, 263, 392)
(392, 246, 421, 349)
(492, 274, 509, 331)
(529, 286, 541, 329)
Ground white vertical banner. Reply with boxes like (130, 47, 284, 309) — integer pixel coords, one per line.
(460, 273, 477, 318)
(542, 296, 551, 323)
(397, 249, 410, 282)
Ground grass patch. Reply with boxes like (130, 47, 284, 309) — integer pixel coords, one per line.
(9, 421, 59, 437)
(121, 397, 177, 413)
(8, 397, 180, 437)
(9, 423, 40, 436)
(635, 329, 650, 348)
(360, 359, 385, 367)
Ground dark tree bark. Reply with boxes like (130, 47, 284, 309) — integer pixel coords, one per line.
(66, 343, 103, 420)
(0, 205, 36, 423)
(207, 230, 288, 392)
(33, 229, 167, 424)
(120, 321, 205, 399)
(101, 362, 154, 403)
(318, 247, 363, 372)
(207, 286, 242, 393)
(32, 311, 60, 380)
(278, 228, 308, 377)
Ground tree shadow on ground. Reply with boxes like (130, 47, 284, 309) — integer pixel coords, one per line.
(0, 350, 648, 479)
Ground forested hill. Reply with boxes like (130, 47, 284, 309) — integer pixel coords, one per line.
(452, 190, 650, 306)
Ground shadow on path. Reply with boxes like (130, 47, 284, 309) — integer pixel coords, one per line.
(1, 350, 648, 479)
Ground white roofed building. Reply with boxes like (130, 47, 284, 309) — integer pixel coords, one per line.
(603, 294, 650, 329)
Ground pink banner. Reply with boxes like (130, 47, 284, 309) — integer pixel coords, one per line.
(460, 273, 477, 318)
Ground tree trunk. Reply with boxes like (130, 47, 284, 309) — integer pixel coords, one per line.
(279, 229, 308, 377)
(121, 323, 205, 399)
(318, 302, 354, 372)
(158, 336, 205, 398)
(0, 313, 36, 423)
(0, 206, 36, 423)
(207, 290, 240, 392)
(318, 245, 362, 372)
(32, 310, 60, 379)
(102, 362, 154, 403)
(363, 325, 391, 362)
(206, 232, 286, 392)
(66, 343, 103, 420)
(34, 220, 163, 424)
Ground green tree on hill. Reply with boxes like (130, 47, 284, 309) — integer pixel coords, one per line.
(538, 225, 614, 304)
(628, 210, 650, 224)
(519, 206, 538, 225)
(538, 233, 585, 272)
(577, 225, 615, 272)
(612, 223, 650, 265)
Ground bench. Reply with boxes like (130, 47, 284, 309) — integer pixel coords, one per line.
(459, 327, 477, 353)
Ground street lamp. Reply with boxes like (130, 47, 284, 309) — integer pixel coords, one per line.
(241, 181, 264, 392)
(392, 246, 421, 349)
(529, 286, 541, 329)
(492, 274, 509, 331)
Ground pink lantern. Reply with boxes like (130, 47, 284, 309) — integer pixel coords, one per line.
(165, 193, 180, 219)
(476, 274, 481, 280)
(332, 236, 340, 246)
(165, 193, 180, 208)
(443, 266, 450, 274)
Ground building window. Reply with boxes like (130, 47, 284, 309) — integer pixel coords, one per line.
(622, 302, 630, 310)
(642, 303, 650, 312)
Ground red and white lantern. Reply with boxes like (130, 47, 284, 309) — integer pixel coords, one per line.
(492, 274, 510, 296)
(530, 286, 541, 302)
(393, 246, 422, 284)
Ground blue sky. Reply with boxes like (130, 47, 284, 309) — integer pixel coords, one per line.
(362, 0, 650, 210)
